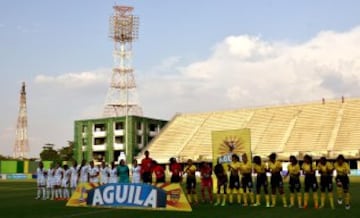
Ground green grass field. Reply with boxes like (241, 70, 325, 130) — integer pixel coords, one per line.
(1, 179, 359, 218)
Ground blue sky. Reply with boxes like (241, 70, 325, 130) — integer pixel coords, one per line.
(1, 0, 360, 157)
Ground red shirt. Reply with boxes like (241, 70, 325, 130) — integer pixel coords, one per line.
(153, 165, 165, 179)
(200, 165, 212, 180)
(170, 163, 182, 177)
(141, 157, 153, 174)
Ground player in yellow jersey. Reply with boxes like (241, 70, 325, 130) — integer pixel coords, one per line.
(228, 154, 242, 205)
(268, 153, 287, 207)
(334, 154, 351, 210)
(253, 156, 270, 207)
(239, 153, 255, 206)
(184, 159, 198, 204)
(317, 157, 334, 209)
(302, 154, 319, 209)
(286, 155, 302, 208)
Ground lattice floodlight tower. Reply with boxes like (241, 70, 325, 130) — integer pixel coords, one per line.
(14, 82, 29, 159)
(103, 5, 143, 117)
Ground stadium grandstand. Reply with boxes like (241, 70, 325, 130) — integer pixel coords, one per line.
(138, 98, 360, 163)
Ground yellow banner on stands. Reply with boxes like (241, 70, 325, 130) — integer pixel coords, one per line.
(212, 128, 251, 165)
(66, 182, 192, 212)
(211, 129, 252, 191)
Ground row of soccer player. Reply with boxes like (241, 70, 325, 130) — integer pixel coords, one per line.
(132, 150, 351, 210)
(36, 150, 351, 210)
(207, 153, 350, 210)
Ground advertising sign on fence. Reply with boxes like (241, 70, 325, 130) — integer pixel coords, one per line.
(66, 182, 192, 212)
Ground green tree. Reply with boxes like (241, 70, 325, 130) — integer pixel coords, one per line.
(58, 141, 74, 162)
(40, 143, 60, 161)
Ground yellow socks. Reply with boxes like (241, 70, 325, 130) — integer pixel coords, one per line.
(313, 192, 318, 208)
(290, 193, 295, 206)
(304, 193, 309, 208)
(344, 192, 350, 205)
(320, 193, 326, 208)
(297, 193, 302, 208)
(187, 194, 192, 203)
(271, 195, 276, 207)
(229, 192, 233, 203)
(256, 194, 261, 205)
(337, 187, 343, 201)
(243, 192, 248, 206)
(249, 192, 254, 204)
(237, 193, 242, 204)
(282, 195, 287, 207)
(265, 195, 270, 206)
(329, 192, 334, 209)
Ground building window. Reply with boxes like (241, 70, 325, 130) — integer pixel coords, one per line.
(94, 123, 106, 132)
(148, 136, 154, 142)
(82, 125, 87, 133)
(94, 137, 106, 145)
(115, 136, 124, 144)
(137, 135, 142, 144)
(149, 123, 157, 131)
(82, 138, 87, 146)
(137, 122, 142, 130)
(115, 122, 124, 130)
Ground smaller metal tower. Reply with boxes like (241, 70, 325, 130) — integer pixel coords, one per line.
(103, 5, 143, 117)
(13, 82, 29, 159)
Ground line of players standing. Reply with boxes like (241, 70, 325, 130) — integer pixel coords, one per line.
(36, 150, 351, 210)
(211, 153, 351, 210)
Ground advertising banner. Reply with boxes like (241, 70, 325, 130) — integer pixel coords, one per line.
(211, 129, 252, 191)
(66, 182, 192, 212)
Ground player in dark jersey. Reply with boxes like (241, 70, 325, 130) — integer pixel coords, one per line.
(214, 159, 228, 206)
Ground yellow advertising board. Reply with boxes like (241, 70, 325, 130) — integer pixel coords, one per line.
(211, 129, 252, 191)
(66, 182, 192, 212)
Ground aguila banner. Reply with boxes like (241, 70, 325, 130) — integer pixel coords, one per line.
(66, 182, 192, 212)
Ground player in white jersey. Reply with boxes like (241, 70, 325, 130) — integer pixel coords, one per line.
(62, 164, 71, 200)
(131, 159, 141, 183)
(100, 162, 110, 185)
(46, 164, 55, 200)
(88, 160, 100, 183)
(70, 160, 80, 195)
(79, 160, 89, 183)
(54, 162, 64, 200)
(35, 162, 46, 200)
(109, 161, 118, 183)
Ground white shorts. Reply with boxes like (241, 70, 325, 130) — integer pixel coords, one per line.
(46, 178, 54, 188)
(70, 177, 78, 188)
(37, 177, 46, 187)
(54, 177, 62, 186)
(109, 177, 118, 183)
(100, 177, 108, 185)
(61, 179, 69, 188)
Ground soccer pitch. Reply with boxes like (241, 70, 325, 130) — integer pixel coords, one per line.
(1, 180, 359, 218)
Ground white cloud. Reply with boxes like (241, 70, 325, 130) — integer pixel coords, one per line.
(34, 70, 109, 88)
(4, 26, 360, 158)
(144, 26, 360, 112)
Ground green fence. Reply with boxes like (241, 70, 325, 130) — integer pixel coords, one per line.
(0, 160, 53, 174)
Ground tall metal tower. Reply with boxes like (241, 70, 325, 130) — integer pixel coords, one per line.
(13, 82, 29, 159)
(103, 5, 143, 117)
